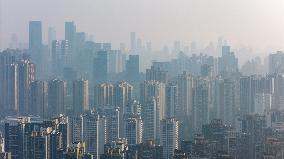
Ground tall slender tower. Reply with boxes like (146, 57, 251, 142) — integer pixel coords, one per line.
(48, 79, 66, 116)
(73, 79, 89, 115)
(130, 32, 136, 53)
(160, 118, 179, 159)
(192, 79, 209, 133)
(29, 21, 42, 76)
(30, 80, 48, 118)
(165, 83, 178, 118)
(18, 60, 36, 115)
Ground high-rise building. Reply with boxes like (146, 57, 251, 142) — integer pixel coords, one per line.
(61, 40, 71, 69)
(137, 140, 163, 159)
(48, 79, 66, 116)
(239, 114, 266, 159)
(0, 50, 16, 112)
(240, 75, 263, 116)
(7, 63, 18, 114)
(4, 116, 68, 159)
(108, 50, 124, 73)
(29, 21, 42, 65)
(94, 83, 114, 108)
(81, 111, 106, 158)
(140, 80, 166, 119)
(254, 93, 273, 114)
(48, 27, 56, 49)
(67, 116, 82, 145)
(268, 51, 284, 74)
(125, 99, 142, 116)
(29, 21, 42, 50)
(114, 81, 133, 114)
(103, 107, 120, 143)
(65, 21, 76, 51)
(94, 51, 108, 84)
(142, 97, 160, 142)
(73, 79, 89, 115)
(160, 118, 179, 159)
(202, 119, 237, 157)
(165, 83, 178, 118)
(124, 114, 143, 144)
(18, 60, 36, 115)
(51, 40, 60, 75)
(130, 32, 136, 53)
(126, 55, 139, 81)
(146, 66, 168, 83)
(51, 40, 70, 75)
(176, 72, 195, 121)
(218, 46, 238, 73)
(30, 80, 48, 118)
(212, 78, 238, 126)
(192, 79, 209, 133)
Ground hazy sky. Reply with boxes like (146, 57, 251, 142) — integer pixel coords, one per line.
(1, 0, 284, 54)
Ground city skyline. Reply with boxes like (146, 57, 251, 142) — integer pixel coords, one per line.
(2, 1, 284, 159)
(1, 0, 284, 55)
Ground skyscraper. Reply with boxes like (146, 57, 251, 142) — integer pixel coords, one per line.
(146, 66, 168, 83)
(29, 21, 42, 50)
(126, 55, 139, 81)
(160, 118, 179, 159)
(192, 79, 209, 133)
(30, 80, 48, 118)
(29, 21, 42, 76)
(48, 27, 56, 49)
(165, 83, 178, 118)
(94, 83, 114, 108)
(73, 79, 89, 115)
(0, 51, 16, 112)
(51, 40, 70, 75)
(65, 21, 76, 51)
(18, 60, 36, 115)
(268, 51, 284, 74)
(114, 81, 133, 114)
(130, 32, 136, 53)
(124, 114, 143, 145)
(212, 78, 238, 126)
(218, 45, 238, 73)
(94, 51, 108, 84)
(51, 40, 60, 75)
(140, 80, 166, 119)
(142, 97, 160, 142)
(81, 111, 106, 158)
(176, 72, 195, 121)
(61, 40, 71, 69)
(103, 106, 120, 143)
(48, 79, 66, 116)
